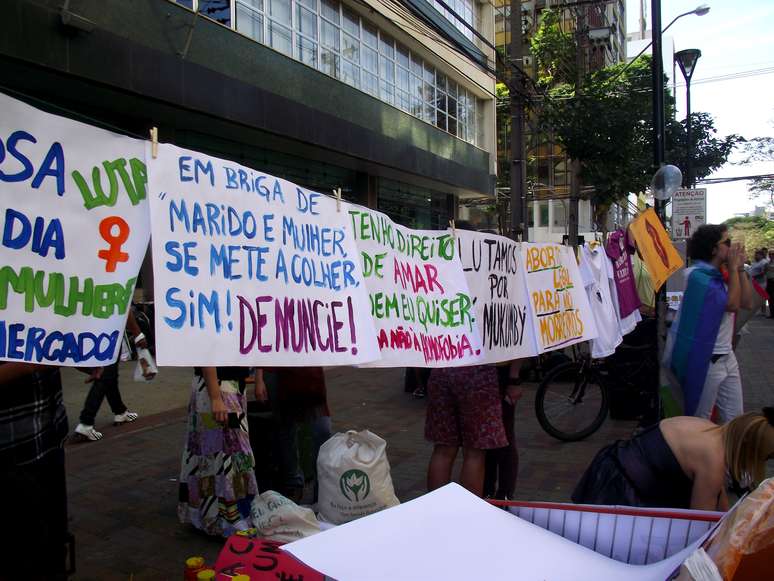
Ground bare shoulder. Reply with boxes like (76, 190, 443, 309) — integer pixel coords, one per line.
(660, 417, 724, 481)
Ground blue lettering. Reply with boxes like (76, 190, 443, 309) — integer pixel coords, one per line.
(164, 288, 186, 329)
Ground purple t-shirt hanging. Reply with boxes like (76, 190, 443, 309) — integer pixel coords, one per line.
(605, 229, 641, 318)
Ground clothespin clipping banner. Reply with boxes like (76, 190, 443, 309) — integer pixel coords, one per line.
(333, 188, 342, 212)
(449, 219, 456, 239)
(150, 127, 159, 159)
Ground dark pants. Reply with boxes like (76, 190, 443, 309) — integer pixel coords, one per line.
(0, 448, 69, 579)
(767, 280, 774, 317)
(484, 367, 519, 499)
(79, 361, 127, 425)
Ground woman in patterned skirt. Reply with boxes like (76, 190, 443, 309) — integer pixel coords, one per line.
(178, 366, 265, 536)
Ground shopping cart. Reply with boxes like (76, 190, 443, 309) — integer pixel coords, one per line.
(490, 500, 722, 566)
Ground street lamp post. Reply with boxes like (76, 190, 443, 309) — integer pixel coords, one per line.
(675, 48, 702, 188)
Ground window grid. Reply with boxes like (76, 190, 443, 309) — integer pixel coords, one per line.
(429, 0, 475, 42)
(229, 0, 477, 145)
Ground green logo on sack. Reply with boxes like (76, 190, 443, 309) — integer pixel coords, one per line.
(339, 469, 370, 501)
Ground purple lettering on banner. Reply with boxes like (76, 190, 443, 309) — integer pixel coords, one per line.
(238, 295, 256, 354)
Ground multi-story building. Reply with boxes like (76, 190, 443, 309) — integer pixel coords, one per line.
(1, 0, 498, 234)
(491, 0, 627, 242)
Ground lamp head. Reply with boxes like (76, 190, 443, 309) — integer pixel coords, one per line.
(675, 48, 702, 82)
(651, 165, 683, 201)
(693, 4, 710, 16)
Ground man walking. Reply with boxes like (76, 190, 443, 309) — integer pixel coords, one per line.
(666, 224, 753, 422)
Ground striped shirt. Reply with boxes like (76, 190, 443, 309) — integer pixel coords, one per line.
(0, 364, 68, 466)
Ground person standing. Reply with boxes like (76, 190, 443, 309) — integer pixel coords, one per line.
(1, 362, 100, 579)
(73, 310, 145, 441)
(178, 367, 260, 536)
(665, 224, 753, 422)
(483, 360, 524, 500)
(425, 364, 507, 497)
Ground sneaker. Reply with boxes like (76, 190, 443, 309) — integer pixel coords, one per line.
(74, 424, 103, 441)
(114, 411, 139, 425)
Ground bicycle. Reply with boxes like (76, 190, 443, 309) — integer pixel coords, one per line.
(534, 342, 658, 442)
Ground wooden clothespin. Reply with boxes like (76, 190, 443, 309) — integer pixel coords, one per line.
(333, 187, 342, 212)
(150, 127, 158, 159)
(449, 219, 456, 239)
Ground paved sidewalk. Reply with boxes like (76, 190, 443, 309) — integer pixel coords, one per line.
(60, 317, 774, 580)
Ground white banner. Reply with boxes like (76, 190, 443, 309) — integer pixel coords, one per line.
(0, 92, 150, 365)
(522, 243, 597, 353)
(456, 231, 538, 363)
(347, 206, 483, 367)
(147, 143, 379, 366)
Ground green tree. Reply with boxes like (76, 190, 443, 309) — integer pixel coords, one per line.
(529, 10, 741, 216)
(739, 135, 774, 207)
(724, 215, 774, 260)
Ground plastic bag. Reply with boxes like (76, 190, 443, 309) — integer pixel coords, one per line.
(317, 430, 399, 525)
(133, 347, 158, 382)
(251, 490, 320, 542)
(119, 333, 132, 362)
(702, 477, 774, 580)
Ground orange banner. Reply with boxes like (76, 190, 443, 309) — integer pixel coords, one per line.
(628, 208, 683, 291)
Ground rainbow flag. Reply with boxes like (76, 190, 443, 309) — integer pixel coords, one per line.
(664, 263, 727, 415)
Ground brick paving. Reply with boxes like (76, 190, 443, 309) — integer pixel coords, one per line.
(60, 317, 774, 579)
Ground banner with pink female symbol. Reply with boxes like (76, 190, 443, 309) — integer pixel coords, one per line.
(0, 92, 150, 366)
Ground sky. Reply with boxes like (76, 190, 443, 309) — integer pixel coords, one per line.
(626, 0, 774, 223)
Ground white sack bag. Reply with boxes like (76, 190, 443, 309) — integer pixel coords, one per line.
(317, 430, 400, 524)
(251, 490, 321, 542)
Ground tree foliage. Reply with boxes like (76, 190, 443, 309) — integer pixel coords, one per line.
(738, 135, 774, 207)
(724, 215, 774, 260)
(528, 11, 742, 213)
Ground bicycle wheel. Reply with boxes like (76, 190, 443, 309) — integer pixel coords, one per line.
(535, 360, 608, 442)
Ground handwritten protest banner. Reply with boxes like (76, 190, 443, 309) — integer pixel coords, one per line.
(147, 143, 379, 366)
(0, 92, 150, 366)
(522, 243, 597, 353)
(347, 207, 482, 367)
(456, 230, 538, 363)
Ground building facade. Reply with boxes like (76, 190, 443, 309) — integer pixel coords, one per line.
(1, 0, 498, 234)
(493, 0, 627, 242)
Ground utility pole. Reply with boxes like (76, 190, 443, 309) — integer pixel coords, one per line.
(568, 7, 586, 247)
(509, 0, 527, 241)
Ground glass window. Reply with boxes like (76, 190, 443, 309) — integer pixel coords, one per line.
(435, 110, 447, 131)
(362, 45, 377, 73)
(296, 34, 317, 66)
(552, 200, 567, 227)
(198, 0, 231, 26)
(176, 0, 194, 8)
(410, 53, 423, 76)
(397, 66, 409, 91)
(423, 63, 434, 84)
(380, 81, 395, 105)
(379, 34, 395, 60)
(269, 0, 290, 25)
(320, 48, 340, 77)
(436, 72, 446, 93)
(397, 90, 410, 112)
(321, 20, 340, 50)
(436, 91, 447, 114)
(269, 20, 291, 55)
(321, 0, 339, 23)
(342, 59, 360, 87)
(236, 2, 264, 43)
(342, 32, 359, 62)
(362, 71, 378, 96)
(297, 0, 315, 8)
(296, 5, 317, 39)
(362, 21, 378, 48)
(538, 201, 549, 227)
(342, 7, 359, 36)
(396, 45, 409, 69)
(380, 57, 394, 83)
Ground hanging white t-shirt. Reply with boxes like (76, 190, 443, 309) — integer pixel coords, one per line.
(580, 244, 623, 358)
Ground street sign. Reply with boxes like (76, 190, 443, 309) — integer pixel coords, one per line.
(671, 188, 707, 239)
